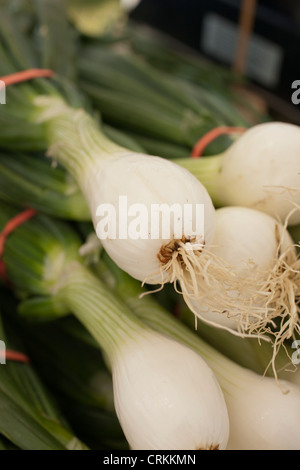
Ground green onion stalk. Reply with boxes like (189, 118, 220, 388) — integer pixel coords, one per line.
(77, 42, 256, 157)
(77, 45, 235, 152)
(95, 254, 300, 450)
(0, 152, 90, 220)
(0, 118, 146, 220)
(126, 22, 243, 91)
(0, 431, 22, 450)
(0, 435, 20, 450)
(289, 224, 300, 253)
(2, 289, 114, 411)
(2, 0, 255, 158)
(0, 296, 88, 450)
(0, 201, 230, 450)
(7, 312, 129, 450)
(20, 319, 115, 411)
(165, 295, 299, 384)
(126, 22, 270, 124)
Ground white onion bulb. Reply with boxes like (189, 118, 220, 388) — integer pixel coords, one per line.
(84, 152, 216, 283)
(113, 330, 230, 450)
(225, 371, 300, 450)
(219, 122, 300, 225)
(188, 206, 300, 351)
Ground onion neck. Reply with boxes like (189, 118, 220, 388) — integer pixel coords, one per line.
(125, 292, 243, 393)
(55, 261, 148, 363)
(174, 154, 224, 207)
(31, 96, 128, 182)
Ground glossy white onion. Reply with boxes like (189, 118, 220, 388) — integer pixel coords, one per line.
(218, 122, 300, 225)
(113, 331, 229, 450)
(225, 371, 300, 450)
(83, 152, 216, 283)
(188, 207, 300, 349)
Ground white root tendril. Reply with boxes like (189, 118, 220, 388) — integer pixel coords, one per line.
(141, 238, 269, 341)
(140, 207, 300, 379)
(262, 184, 300, 195)
(257, 206, 300, 380)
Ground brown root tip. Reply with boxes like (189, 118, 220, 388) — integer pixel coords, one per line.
(157, 236, 202, 265)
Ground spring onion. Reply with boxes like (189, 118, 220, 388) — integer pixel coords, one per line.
(185, 206, 300, 362)
(175, 122, 300, 225)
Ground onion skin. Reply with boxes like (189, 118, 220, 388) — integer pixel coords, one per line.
(218, 122, 300, 225)
(83, 152, 215, 283)
(113, 332, 230, 450)
(226, 373, 300, 450)
(188, 206, 296, 331)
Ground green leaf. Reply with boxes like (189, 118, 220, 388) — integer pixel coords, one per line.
(0, 387, 65, 450)
(34, 0, 78, 80)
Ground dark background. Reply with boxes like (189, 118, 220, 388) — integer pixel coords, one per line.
(131, 0, 300, 123)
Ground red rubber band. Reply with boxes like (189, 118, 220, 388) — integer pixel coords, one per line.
(0, 208, 35, 364)
(0, 208, 37, 284)
(0, 70, 46, 364)
(0, 69, 54, 86)
(0, 68, 51, 279)
(0, 350, 31, 364)
(191, 126, 247, 158)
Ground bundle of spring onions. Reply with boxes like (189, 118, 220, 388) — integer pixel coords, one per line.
(0, 0, 300, 451)
(2, 202, 300, 450)
(1, 147, 299, 367)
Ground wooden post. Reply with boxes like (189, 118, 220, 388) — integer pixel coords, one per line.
(233, 0, 257, 74)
